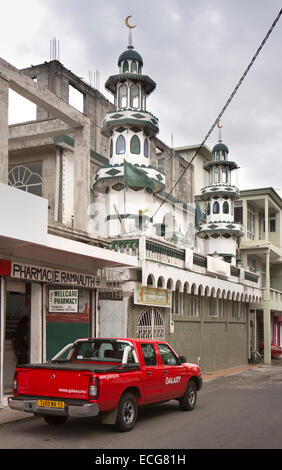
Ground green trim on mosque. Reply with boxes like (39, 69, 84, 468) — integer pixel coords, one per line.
(105, 73, 156, 95)
(53, 135, 109, 165)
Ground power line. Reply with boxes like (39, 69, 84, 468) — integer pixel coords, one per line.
(152, 8, 282, 220)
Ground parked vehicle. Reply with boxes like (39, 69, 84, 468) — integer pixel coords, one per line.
(260, 342, 282, 359)
(9, 338, 202, 432)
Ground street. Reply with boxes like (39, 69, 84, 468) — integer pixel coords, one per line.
(1, 364, 282, 450)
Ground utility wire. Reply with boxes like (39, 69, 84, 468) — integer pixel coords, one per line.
(152, 8, 282, 220)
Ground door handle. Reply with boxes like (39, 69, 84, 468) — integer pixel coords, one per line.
(147, 371, 152, 375)
(164, 370, 168, 374)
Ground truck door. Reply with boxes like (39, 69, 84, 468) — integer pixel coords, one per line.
(157, 343, 187, 399)
(140, 343, 164, 403)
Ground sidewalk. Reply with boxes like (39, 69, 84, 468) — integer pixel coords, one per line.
(0, 363, 263, 426)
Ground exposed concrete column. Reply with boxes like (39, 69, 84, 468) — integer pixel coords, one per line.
(0, 75, 9, 184)
(73, 121, 91, 232)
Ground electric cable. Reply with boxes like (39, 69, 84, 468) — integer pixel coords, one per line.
(152, 8, 282, 220)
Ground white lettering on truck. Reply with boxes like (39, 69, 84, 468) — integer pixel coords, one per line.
(165, 376, 181, 385)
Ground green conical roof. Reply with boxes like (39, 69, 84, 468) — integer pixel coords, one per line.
(118, 48, 143, 67)
(212, 142, 229, 154)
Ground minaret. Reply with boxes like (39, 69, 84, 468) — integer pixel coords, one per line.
(93, 18, 165, 238)
(197, 123, 243, 264)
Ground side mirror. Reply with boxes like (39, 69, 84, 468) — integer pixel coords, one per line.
(177, 355, 186, 365)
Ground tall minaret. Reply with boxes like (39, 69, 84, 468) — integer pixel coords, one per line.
(197, 123, 243, 264)
(93, 18, 165, 238)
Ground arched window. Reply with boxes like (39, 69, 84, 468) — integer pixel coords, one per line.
(223, 201, 229, 214)
(131, 60, 137, 73)
(141, 88, 146, 110)
(118, 84, 128, 109)
(116, 135, 126, 155)
(130, 84, 139, 108)
(222, 168, 228, 183)
(207, 202, 211, 215)
(122, 60, 129, 73)
(130, 135, 140, 154)
(144, 138, 149, 157)
(213, 201, 220, 214)
(8, 162, 42, 197)
(214, 167, 220, 183)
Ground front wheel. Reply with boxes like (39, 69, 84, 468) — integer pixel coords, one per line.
(115, 393, 137, 432)
(179, 380, 197, 411)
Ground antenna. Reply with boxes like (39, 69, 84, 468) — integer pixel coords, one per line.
(88, 70, 101, 91)
(50, 37, 60, 61)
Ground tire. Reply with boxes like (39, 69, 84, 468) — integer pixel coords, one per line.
(115, 392, 137, 432)
(43, 415, 68, 426)
(179, 380, 197, 411)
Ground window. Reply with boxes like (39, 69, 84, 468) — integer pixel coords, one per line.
(144, 138, 149, 158)
(131, 60, 137, 73)
(209, 297, 218, 317)
(141, 88, 146, 110)
(232, 301, 240, 319)
(213, 201, 220, 214)
(247, 205, 255, 240)
(116, 135, 126, 155)
(72, 340, 132, 362)
(222, 168, 228, 183)
(234, 201, 243, 223)
(223, 201, 229, 214)
(130, 84, 139, 108)
(130, 135, 140, 154)
(158, 344, 178, 366)
(190, 294, 199, 317)
(207, 202, 211, 216)
(141, 343, 157, 366)
(214, 167, 220, 183)
(8, 162, 42, 196)
(118, 84, 127, 108)
(122, 60, 129, 73)
(137, 308, 165, 340)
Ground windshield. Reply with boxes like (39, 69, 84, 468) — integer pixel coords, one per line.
(71, 340, 135, 363)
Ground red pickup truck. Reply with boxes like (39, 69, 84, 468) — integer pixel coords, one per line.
(9, 338, 202, 432)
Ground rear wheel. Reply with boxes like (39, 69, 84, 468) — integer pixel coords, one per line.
(43, 415, 68, 426)
(115, 392, 137, 432)
(179, 380, 197, 411)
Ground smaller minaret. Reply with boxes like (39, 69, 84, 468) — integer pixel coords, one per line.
(197, 123, 243, 264)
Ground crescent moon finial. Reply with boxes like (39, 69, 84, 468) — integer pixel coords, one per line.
(217, 120, 223, 129)
(125, 15, 136, 29)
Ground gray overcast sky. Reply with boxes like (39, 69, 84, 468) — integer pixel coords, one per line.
(3, 0, 282, 196)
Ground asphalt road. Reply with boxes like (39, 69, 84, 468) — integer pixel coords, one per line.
(1, 364, 282, 451)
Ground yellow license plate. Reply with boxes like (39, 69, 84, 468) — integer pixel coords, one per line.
(38, 399, 65, 409)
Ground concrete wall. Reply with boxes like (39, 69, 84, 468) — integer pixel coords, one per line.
(126, 295, 248, 373)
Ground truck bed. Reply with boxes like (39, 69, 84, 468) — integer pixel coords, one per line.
(18, 360, 140, 374)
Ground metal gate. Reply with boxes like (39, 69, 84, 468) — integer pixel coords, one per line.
(137, 307, 165, 340)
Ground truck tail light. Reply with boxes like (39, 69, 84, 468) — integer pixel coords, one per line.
(13, 371, 19, 396)
(89, 376, 99, 400)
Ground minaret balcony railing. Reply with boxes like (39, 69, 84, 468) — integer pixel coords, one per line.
(101, 110, 159, 137)
(197, 221, 244, 238)
(201, 184, 240, 200)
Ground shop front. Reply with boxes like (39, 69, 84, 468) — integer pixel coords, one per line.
(0, 259, 106, 398)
